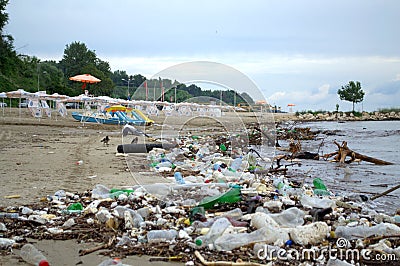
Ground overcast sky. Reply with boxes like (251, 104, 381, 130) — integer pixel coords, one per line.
(5, 0, 400, 111)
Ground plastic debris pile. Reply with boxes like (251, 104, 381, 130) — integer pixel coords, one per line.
(1, 135, 400, 265)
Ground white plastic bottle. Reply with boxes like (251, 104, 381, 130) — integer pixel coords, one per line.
(147, 229, 178, 243)
(194, 217, 231, 248)
(214, 226, 290, 251)
(20, 243, 49, 266)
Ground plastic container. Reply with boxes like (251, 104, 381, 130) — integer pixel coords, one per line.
(174, 172, 185, 184)
(147, 229, 178, 243)
(194, 217, 231, 248)
(20, 243, 49, 266)
(334, 222, 400, 240)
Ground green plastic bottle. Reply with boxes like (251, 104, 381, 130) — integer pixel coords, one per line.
(109, 188, 134, 198)
(313, 178, 329, 195)
(219, 144, 227, 152)
(67, 203, 83, 212)
(198, 186, 241, 209)
(313, 178, 327, 190)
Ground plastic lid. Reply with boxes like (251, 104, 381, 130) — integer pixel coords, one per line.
(39, 260, 50, 266)
(195, 238, 203, 246)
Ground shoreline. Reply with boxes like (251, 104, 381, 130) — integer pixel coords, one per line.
(1, 109, 399, 265)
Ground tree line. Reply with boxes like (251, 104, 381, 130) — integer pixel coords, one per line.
(0, 0, 253, 105)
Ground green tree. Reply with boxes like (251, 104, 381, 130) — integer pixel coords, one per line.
(111, 70, 128, 86)
(132, 74, 146, 88)
(59, 42, 97, 79)
(0, 0, 20, 90)
(337, 81, 365, 112)
(59, 41, 113, 96)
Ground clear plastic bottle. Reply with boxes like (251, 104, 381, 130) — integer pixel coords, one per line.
(230, 157, 243, 171)
(300, 195, 335, 209)
(147, 229, 178, 243)
(20, 243, 50, 266)
(0, 238, 15, 249)
(194, 217, 231, 248)
(220, 208, 243, 219)
(334, 222, 400, 240)
(91, 184, 111, 199)
(214, 226, 289, 251)
(269, 207, 305, 228)
(0, 212, 19, 219)
(98, 258, 123, 266)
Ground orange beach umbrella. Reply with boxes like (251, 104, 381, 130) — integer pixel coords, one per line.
(69, 74, 101, 89)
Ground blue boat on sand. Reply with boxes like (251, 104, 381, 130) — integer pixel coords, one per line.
(71, 111, 146, 125)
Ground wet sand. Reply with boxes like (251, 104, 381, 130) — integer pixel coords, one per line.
(0, 108, 292, 265)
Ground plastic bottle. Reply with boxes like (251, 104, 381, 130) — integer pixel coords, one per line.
(300, 195, 335, 209)
(230, 157, 242, 171)
(313, 178, 327, 190)
(214, 226, 290, 251)
(268, 207, 305, 228)
(20, 243, 50, 266)
(194, 217, 231, 248)
(91, 184, 111, 199)
(272, 177, 293, 196)
(0, 212, 19, 219)
(109, 189, 134, 197)
(0, 238, 15, 249)
(157, 161, 172, 168)
(98, 258, 123, 266)
(198, 186, 241, 209)
(220, 208, 243, 219)
(67, 203, 83, 212)
(147, 229, 178, 243)
(334, 222, 400, 240)
(313, 178, 330, 195)
(174, 172, 185, 184)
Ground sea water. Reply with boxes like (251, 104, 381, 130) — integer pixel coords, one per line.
(282, 120, 400, 213)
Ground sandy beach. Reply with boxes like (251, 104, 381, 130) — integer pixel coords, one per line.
(0, 108, 294, 265)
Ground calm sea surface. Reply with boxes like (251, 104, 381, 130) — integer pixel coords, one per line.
(282, 120, 400, 213)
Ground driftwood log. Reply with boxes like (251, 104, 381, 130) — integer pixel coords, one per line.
(323, 141, 393, 165)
